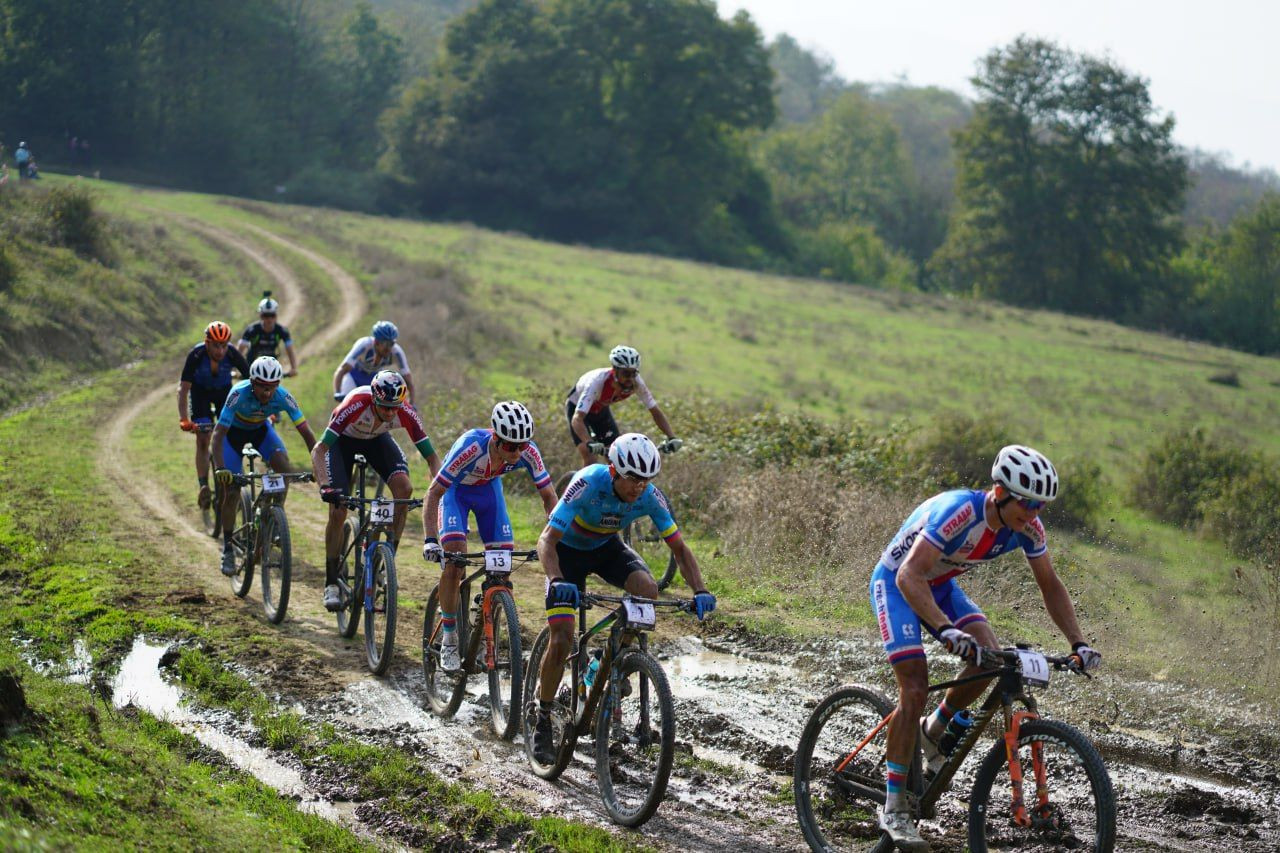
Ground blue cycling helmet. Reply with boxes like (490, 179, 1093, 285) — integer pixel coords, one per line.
(371, 320, 399, 342)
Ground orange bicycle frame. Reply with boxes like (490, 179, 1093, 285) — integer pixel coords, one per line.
(481, 583, 507, 670)
(835, 709, 897, 774)
(1002, 708, 1044, 826)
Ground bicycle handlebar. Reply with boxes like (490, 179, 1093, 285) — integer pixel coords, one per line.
(442, 549, 539, 566)
(582, 592, 694, 612)
(231, 471, 314, 487)
(339, 495, 424, 511)
(979, 647, 1088, 677)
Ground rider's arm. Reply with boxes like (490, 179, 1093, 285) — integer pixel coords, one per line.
(177, 380, 192, 421)
(211, 424, 230, 473)
(423, 481, 448, 540)
(294, 421, 318, 454)
(402, 371, 416, 407)
(537, 523, 566, 581)
(1027, 552, 1087, 647)
(572, 411, 594, 464)
(237, 341, 250, 358)
(896, 537, 953, 634)
(648, 405, 675, 439)
(228, 347, 252, 378)
(667, 535, 707, 592)
(537, 483, 558, 516)
(332, 361, 352, 395)
(284, 341, 298, 376)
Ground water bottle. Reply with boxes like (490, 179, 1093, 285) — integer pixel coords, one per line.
(581, 650, 603, 693)
(937, 709, 973, 756)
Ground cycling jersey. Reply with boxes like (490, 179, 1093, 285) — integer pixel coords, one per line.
(876, 489, 1047, 585)
(322, 388, 434, 456)
(238, 321, 292, 362)
(216, 379, 307, 430)
(181, 343, 250, 390)
(547, 464, 678, 552)
(343, 336, 409, 376)
(567, 368, 657, 415)
(433, 428, 551, 490)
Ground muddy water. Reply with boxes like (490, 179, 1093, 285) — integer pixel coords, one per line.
(109, 638, 356, 826)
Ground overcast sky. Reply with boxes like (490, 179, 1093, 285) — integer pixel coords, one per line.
(721, 0, 1279, 173)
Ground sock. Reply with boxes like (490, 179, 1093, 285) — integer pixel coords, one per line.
(222, 531, 233, 552)
(926, 699, 955, 739)
(441, 610, 457, 639)
(325, 557, 339, 587)
(885, 760, 908, 812)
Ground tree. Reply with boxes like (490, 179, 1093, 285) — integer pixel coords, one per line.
(768, 35, 845, 124)
(1186, 193, 1280, 353)
(930, 38, 1188, 318)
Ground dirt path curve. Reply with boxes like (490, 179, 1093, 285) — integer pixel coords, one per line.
(96, 216, 364, 552)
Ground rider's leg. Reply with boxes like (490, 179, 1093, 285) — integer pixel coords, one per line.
(538, 539, 590, 704)
(925, 617, 997, 740)
(373, 434, 412, 550)
(218, 432, 246, 552)
(886, 658, 929, 812)
(437, 486, 472, 641)
(195, 430, 211, 482)
(387, 472, 412, 547)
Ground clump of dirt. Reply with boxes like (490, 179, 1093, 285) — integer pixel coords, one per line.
(0, 670, 31, 732)
(1163, 785, 1260, 823)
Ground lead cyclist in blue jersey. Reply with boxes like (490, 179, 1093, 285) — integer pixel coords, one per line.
(869, 445, 1102, 851)
(529, 433, 716, 764)
(211, 357, 318, 576)
(332, 320, 415, 406)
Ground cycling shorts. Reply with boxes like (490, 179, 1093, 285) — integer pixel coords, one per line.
(544, 536, 649, 623)
(189, 385, 231, 424)
(325, 433, 408, 495)
(869, 564, 987, 666)
(564, 398, 620, 447)
(220, 424, 287, 474)
(341, 368, 375, 396)
(439, 479, 514, 549)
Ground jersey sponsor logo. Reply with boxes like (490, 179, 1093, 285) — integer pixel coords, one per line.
(652, 486, 670, 512)
(225, 389, 242, 408)
(562, 476, 588, 503)
(1025, 516, 1047, 549)
(333, 398, 363, 425)
(873, 579, 892, 642)
(939, 503, 974, 539)
(447, 441, 481, 475)
(600, 512, 622, 528)
(523, 444, 544, 470)
(889, 529, 920, 563)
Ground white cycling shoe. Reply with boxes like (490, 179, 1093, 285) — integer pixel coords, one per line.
(440, 634, 461, 672)
(919, 717, 946, 775)
(878, 807, 930, 852)
(323, 585, 343, 612)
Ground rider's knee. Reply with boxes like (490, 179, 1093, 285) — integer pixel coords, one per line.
(629, 572, 659, 599)
(897, 680, 929, 713)
(388, 474, 412, 499)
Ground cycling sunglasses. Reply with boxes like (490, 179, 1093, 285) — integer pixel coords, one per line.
(614, 368, 638, 379)
(498, 439, 528, 452)
(1015, 497, 1046, 511)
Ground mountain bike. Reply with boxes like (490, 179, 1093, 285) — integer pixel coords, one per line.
(422, 548, 538, 740)
(553, 437, 682, 591)
(224, 446, 313, 624)
(332, 453, 423, 675)
(522, 592, 694, 827)
(793, 646, 1114, 852)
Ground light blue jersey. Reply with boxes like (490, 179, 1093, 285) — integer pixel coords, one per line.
(216, 379, 306, 430)
(548, 464, 678, 551)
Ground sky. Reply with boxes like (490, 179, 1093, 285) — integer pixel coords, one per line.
(721, 0, 1280, 173)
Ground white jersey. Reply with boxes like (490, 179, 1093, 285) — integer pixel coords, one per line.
(567, 367, 657, 414)
(343, 336, 409, 375)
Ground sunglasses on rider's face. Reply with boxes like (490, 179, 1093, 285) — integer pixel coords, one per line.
(620, 472, 651, 485)
(251, 379, 278, 391)
(614, 368, 637, 379)
(260, 312, 277, 319)
(498, 439, 528, 452)
(1015, 497, 1046, 511)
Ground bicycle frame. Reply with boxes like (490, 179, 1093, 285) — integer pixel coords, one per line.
(429, 550, 537, 672)
(336, 456, 422, 609)
(229, 449, 310, 545)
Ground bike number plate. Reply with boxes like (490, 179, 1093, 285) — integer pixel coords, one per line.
(1016, 649, 1051, 687)
(484, 549, 513, 574)
(370, 500, 394, 525)
(261, 474, 286, 494)
(623, 600, 656, 630)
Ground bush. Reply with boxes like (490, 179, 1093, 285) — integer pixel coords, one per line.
(41, 183, 105, 259)
(1203, 469, 1280, 564)
(1131, 429, 1250, 527)
(1042, 457, 1106, 533)
(909, 416, 1013, 491)
(0, 242, 16, 293)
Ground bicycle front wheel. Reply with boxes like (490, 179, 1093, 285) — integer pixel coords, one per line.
(487, 588, 523, 740)
(594, 649, 676, 828)
(259, 504, 291, 624)
(968, 718, 1115, 853)
(794, 685, 897, 853)
(335, 518, 360, 638)
(227, 492, 254, 598)
(422, 585, 467, 717)
(363, 542, 398, 675)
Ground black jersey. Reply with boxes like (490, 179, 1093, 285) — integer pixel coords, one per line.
(238, 321, 293, 361)
(181, 343, 251, 389)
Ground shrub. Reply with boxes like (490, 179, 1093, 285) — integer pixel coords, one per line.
(1203, 469, 1280, 564)
(908, 415, 1013, 491)
(1042, 457, 1106, 533)
(0, 242, 15, 293)
(1131, 429, 1250, 527)
(41, 183, 105, 259)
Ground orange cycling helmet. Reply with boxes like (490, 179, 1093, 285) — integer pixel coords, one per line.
(205, 321, 232, 343)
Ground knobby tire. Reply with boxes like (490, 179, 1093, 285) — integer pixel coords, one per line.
(335, 518, 360, 638)
(260, 503, 291, 624)
(363, 542, 397, 675)
(422, 585, 468, 717)
(227, 491, 254, 598)
(594, 648, 677, 828)
(522, 626, 577, 780)
(487, 588, 523, 740)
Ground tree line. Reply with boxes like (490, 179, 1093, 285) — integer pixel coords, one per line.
(2, 0, 1276, 353)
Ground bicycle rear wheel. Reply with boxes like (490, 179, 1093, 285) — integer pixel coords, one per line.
(621, 519, 678, 592)
(487, 588, 523, 740)
(335, 518, 360, 638)
(363, 542, 398, 675)
(259, 505, 291, 624)
(422, 585, 468, 717)
(794, 685, 897, 853)
(227, 492, 255, 598)
(521, 626, 577, 780)
(968, 718, 1115, 853)
(594, 649, 676, 828)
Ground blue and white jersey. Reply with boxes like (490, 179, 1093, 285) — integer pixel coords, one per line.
(343, 336, 409, 375)
(548, 464, 678, 551)
(433, 428, 552, 490)
(877, 489, 1047, 585)
(216, 379, 306, 430)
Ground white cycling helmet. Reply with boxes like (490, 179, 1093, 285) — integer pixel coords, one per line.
(249, 356, 284, 384)
(491, 401, 534, 442)
(610, 345, 641, 369)
(609, 433, 661, 479)
(992, 444, 1059, 502)
(258, 292, 279, 314)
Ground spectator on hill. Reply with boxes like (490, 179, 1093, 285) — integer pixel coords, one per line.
(14, 142, 30, 180)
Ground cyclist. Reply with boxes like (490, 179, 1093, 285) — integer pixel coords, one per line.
(421, 401, 559, 671)
(869, 445, 1102, 850)
(333, 321, 415, 405)
(211, 357, 318, 577)
(313, 371, 442, 612)
(178, 321, 251, 511)
(566, 345, 680, 468)
(237, 292, 298, 376)
(529, 433, 716, 763)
